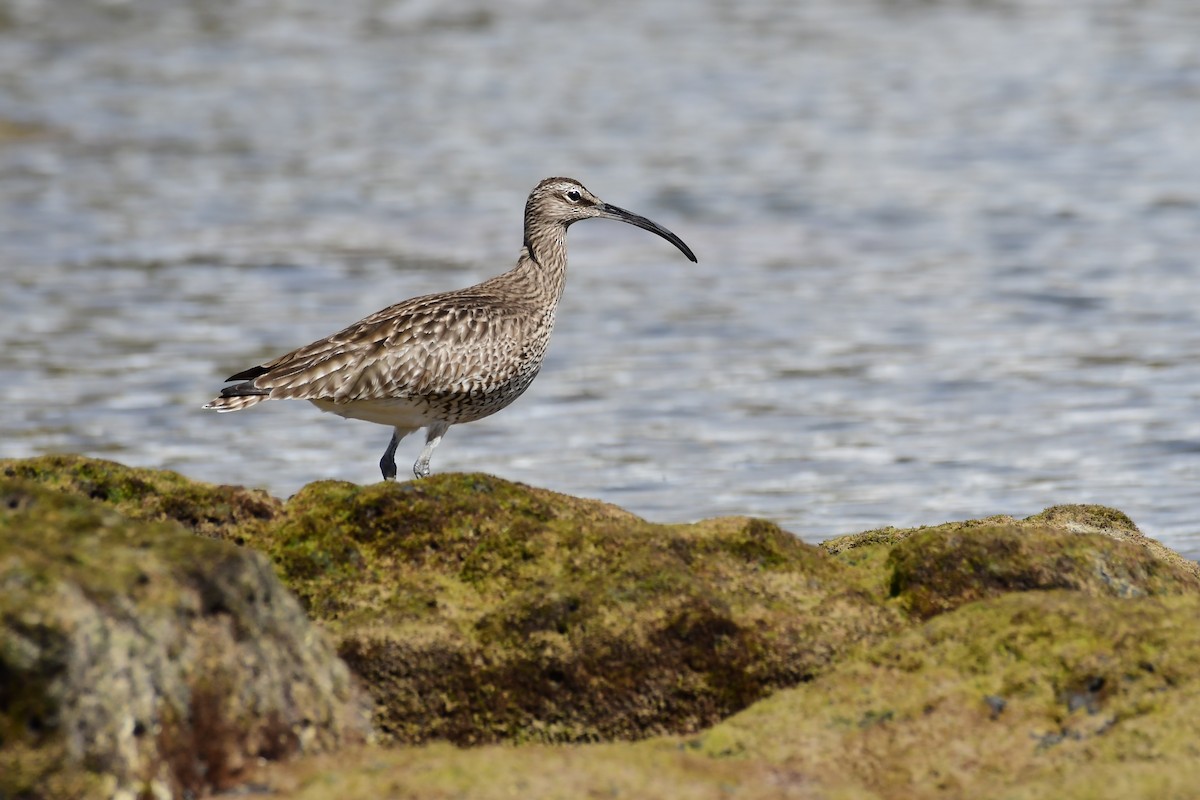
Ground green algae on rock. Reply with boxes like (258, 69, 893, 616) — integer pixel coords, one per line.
(690, 591, 1200, 799)
(248, 474, 901, 745)
(262, 739, 807, 800)
(820, 504, 1200, 612)
(255, 594, 1200, 799)
(0, 457, 900, 747)
(888, 524, 1200, 618)
(0, 454, 281, 540)
(0, 478, 369, 800)
(10, 454, 1200, 799)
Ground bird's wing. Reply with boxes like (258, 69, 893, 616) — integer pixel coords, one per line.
(226, 290, 539, 403)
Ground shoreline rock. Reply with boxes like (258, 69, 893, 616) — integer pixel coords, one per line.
(0, 469, 369, 799)
(3, 454, 1198, 799)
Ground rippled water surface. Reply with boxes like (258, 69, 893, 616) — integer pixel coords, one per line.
(3, 0, 1200, 557)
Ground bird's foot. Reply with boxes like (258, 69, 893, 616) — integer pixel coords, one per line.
(379, 455, 398, 482)
(411, 423, 446, 480)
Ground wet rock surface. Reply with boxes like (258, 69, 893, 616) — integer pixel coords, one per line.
(0, 468, 369, 799)
(288, 476, 901, 744)
(4, 455, 1199, 799)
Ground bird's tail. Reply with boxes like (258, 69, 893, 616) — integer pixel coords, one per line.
(203, 381, 270, 412)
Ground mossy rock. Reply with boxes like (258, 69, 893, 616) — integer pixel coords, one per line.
(12, 453, 1200, 799)
(889, 524, 1200, 618)
(257, 590, 1200, 799)
(247, 475, 900, 745)
(822, 505, 1200, 612)
(691, 590, 1200, 799)
(0, 478, 369, 800)
(0, 454, 281, 539)
(3, 457, 900, 747)
(258, 739, 801, 800)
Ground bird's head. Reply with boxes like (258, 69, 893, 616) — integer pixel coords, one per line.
(525, 177, 697, 263)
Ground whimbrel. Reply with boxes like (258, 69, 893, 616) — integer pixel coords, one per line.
(204, 177, 697, 480)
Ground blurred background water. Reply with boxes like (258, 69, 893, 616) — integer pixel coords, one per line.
(2, 0, 1199, 557)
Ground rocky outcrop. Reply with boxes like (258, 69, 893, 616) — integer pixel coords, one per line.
(5, 455, 1200, 799)
(0, 474, 369, 799)
(255, 476, 900, 744)
(1, 454, 281, 540)
(5, 457, 901, 746)
(691, 590, 1200, 799)
(821, 506, 1200, 618)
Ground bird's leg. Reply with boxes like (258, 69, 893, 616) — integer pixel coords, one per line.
(412, 422, 449, 479)
(379, 428, 408, 481)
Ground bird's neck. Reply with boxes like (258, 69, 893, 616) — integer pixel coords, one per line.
(513, 219, 569, 305)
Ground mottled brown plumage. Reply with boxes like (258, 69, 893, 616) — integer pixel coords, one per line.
(204, 177, 697, 480)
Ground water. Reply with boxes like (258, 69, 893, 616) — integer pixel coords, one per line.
(3, 0, 1199, 558)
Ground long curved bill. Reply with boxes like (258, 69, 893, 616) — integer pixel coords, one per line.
(599, 203, 698, 263)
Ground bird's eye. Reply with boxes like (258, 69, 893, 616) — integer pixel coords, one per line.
(565, 190, 581, 203)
